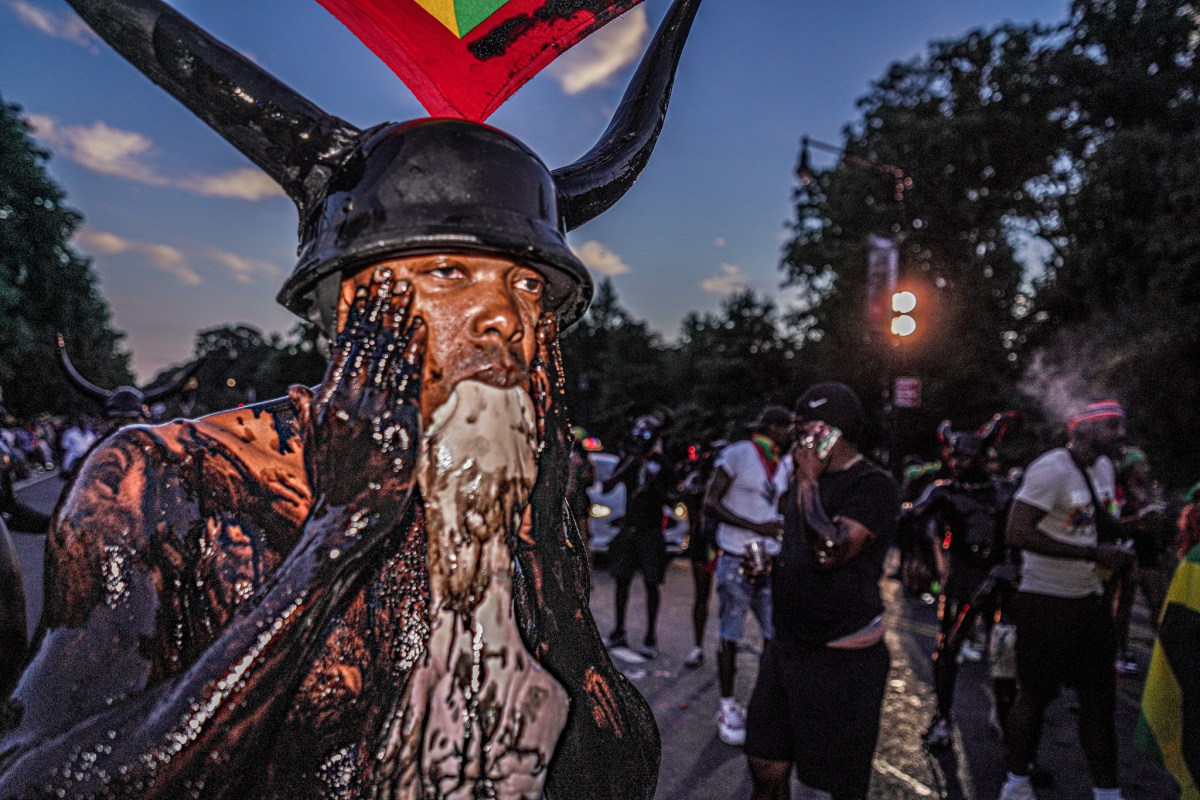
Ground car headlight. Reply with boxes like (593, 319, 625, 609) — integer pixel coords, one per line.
(590, 503, 613, 519)
(672, 503, 688, 521)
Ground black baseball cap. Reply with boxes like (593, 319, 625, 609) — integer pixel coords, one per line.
(795, 382, 866, 442)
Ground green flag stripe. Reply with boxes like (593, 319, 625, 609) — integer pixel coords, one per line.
(1134, 714, 1165, 766)
(455, 0, 509, 36)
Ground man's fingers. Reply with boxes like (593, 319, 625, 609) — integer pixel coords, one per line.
(313, 287, 368, 416)
(288, 385, 315, 428)
(391, 318, 426, 403)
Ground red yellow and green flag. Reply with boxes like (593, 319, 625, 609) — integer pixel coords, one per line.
(1135, 543, 1200, 799)
(315, 0, 648, 121)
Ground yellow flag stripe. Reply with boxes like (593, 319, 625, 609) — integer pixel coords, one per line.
(1163, 557, 1200, 615)
(413, 0, 460, 37)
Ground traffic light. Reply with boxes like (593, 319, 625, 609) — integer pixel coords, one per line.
(891, 290, 917, 337)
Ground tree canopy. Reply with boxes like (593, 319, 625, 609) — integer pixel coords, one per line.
(0, 97, 130, 417)
(781, 0, 1200, 487)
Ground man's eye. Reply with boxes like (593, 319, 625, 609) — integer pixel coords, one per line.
(427, 265, 466, 280)
(515, 274, 544, 296)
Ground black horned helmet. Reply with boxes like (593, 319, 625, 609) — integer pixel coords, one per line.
(56, 334, 205, 420)
(66, 0, 704, 334)
(937, 411, 1017, 477)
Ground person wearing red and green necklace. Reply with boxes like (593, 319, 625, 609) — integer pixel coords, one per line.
(703, 405, 796, 746)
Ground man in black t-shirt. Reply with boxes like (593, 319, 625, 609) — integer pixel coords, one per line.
(745, 383, 899, 800)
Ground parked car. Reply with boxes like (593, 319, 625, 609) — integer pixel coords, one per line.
(585, 452, 689, 554)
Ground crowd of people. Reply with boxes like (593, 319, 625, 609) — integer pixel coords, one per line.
(578, 390, 1198, 800)
(4, 0, 1197, 796)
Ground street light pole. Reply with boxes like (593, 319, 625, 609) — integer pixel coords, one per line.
(796, 136, 911, 202)
(795, 134, 915, 473)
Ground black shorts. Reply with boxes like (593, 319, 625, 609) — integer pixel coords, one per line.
(608, 527, 667, 584)
(745, 639, 890, 796)
(1014, 591, 1115, 705)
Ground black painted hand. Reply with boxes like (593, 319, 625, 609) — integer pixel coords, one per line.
(295, 272, 426, 519)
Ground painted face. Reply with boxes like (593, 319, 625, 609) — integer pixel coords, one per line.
(338, 253, 546, 421)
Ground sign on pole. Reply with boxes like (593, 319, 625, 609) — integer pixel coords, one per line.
(893, 376, 921, 408)
(866, 235, 899, 331)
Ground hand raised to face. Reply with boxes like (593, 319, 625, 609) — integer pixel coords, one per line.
(293, 270, 426, 517)
(339, 254, 545, 424)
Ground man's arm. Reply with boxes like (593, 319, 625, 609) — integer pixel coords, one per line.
(1005, 500, 1132, 571)
(902, 480, 948, 520)
(601, 454, 639, 494)
(791, 479, 877, 571)
(703, 467, 782, 540)
(0, 281, 426, 799)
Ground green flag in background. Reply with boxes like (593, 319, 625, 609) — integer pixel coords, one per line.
(1135, 543, 1200, 799)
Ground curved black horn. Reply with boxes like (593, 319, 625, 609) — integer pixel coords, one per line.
(55, 333, 113, 404)
(64, 0, 362, 218)
(141, 354, 208, 404)
(552, 0, 703, 229)
(978, 411, 1017, 446)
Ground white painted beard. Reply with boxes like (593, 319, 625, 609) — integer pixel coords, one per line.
(378, 381, 568, 800)
(419, 380, 538, 614)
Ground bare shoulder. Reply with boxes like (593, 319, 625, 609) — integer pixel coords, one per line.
(46, 396, 311, 626)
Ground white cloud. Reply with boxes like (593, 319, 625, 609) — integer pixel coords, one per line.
(574, 240, 631, 276)
(548, 8, 649, 95)
(28, 114, 168, 186)
(179, 168, 284, 201)
(27, 113, 283, 201)
(205, 248, 285, 284)
(75, 228, 287, 287)
(714, 237, 727, 247)
(700, 263, 750, 296)
(76, 228, 203, 286)
(8, 1, 98, 49)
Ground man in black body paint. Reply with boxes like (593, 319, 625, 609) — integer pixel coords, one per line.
(0, 1, 705, 797)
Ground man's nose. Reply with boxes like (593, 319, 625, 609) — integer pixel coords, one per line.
(469, 281, 523, 343)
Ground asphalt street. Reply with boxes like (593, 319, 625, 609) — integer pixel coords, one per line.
(9, 473, 1182, 799)
(587, 555, 1180, 799)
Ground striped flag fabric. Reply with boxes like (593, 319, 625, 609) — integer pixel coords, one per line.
(315, 0, 648, 121)
(1135, 542, 1200, 799)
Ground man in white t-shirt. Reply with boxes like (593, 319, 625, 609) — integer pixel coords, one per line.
(998, 400, 1135, 800)
(703, 406, 794, 746)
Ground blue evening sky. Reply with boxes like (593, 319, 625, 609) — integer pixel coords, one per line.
(1, 0, 1068, 379)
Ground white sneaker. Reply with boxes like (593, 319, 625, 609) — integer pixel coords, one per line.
(998, 777, 1035, 800)
(716, 699, 746, 746)
(957, 640, 984, 664)
(684, 646, 704, 668)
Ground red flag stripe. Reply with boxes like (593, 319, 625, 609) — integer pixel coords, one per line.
(315, 0, 647, 121)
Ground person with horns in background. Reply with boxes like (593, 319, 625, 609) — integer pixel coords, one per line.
(55, 333, 206, 449)
(902, 412, 1018, 750)
(0, 0, 704, 797)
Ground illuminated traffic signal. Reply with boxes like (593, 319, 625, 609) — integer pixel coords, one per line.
(891, 290, 917, 337)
